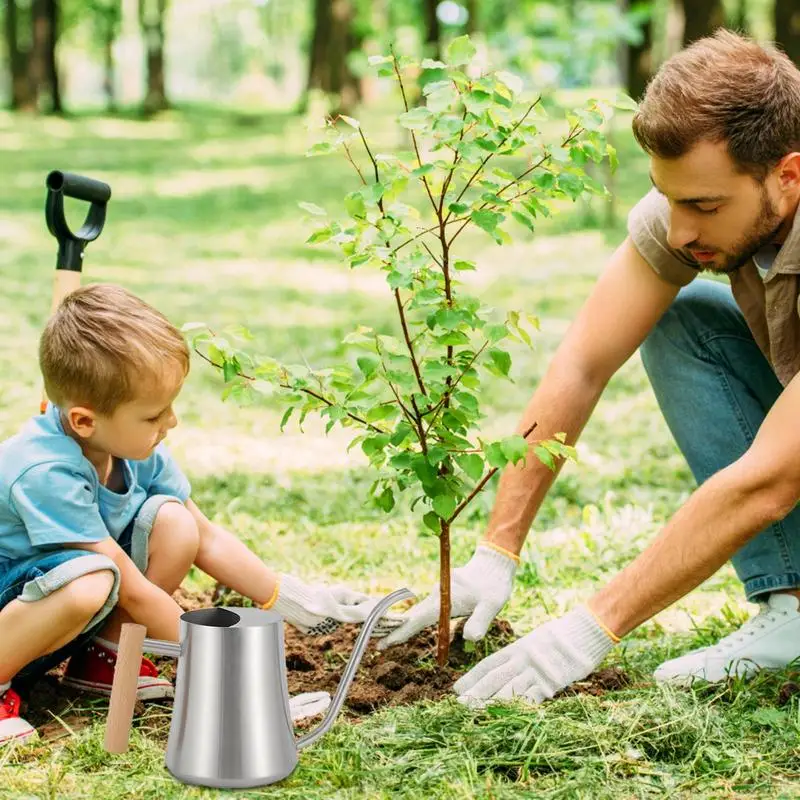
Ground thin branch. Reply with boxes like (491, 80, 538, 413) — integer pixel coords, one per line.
(447, 421, 539, 524)
(392, 54, 439, 214)
(193, 346, 386, 434)
(392, 216, 468, 255)
(394, 288, 428, 397)
(421, 240, 443, 269)
(445, 98, 541, 223)
(342, 142, 367, 185)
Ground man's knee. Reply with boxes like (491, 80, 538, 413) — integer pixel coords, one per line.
(151, 502, 200, 560)
(61, 569, 116, 620)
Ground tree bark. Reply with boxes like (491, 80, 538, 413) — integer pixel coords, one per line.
(680, 0, 725, 46)
(731, 0, 748, 33)
(98, 0, 122, 111)
(775, 0, 800, 67)
(465, 0, 478, 35)
(4, 0, 34, 110)
(304, 0, 359, 115)
(620, 0, 653, 101)
(138, 0, 169, 115)
(437, 519, 452, 667)
(30, 0, 62, 113)
(423, 0, 441, 61)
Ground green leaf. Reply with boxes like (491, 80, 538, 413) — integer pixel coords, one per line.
(446, 35, 477, 66)
(556, 172, 585, 201)
(421, 58, 447, 69)
(306, 226, 334, 245)
(413, 457, 438, 485)
(368, 55, 393, 66)
(181, 321, 207, 333)
(500, 435, 529, 465)
(423, 511, 441, 533)
(607, 144, 619, 173)
(464, 90, 492, 115)
(436, 330, 470, 346)
(222, 359, 239, 383)
(453, 259, 476, 271)
(251, 379, 274, 396)
(357, 355, 380, 378)
(488, 348, 511, 376)
(534, 444, 556, 471)
(433, 494, 457, 520)
(279, 407, 294, 431)
(297, 201, 327, 217)
(613, 92, 639, 112)
(344, 191, 367, 219)
(375, 487, 395, 512)
(511, 210, 535, 233)
(471, 209, 502, 233)
(339, 114, 360, 128)
(484, 442, 508, 469)
(366, 404, 398, 423)
(411, 164, 435, 178)
(306, 142, 334, 157)
(423, 360, 458, 383)
(457, 453, 484, 481)
(362, 434, 390, 458)
(448, 203, 470, 216)
(495, 70, 523, 95)
(398, 107, 433, 130)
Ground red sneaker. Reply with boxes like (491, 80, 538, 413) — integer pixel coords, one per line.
(0, 688, 36, 745)
(62, 640, 174, 700)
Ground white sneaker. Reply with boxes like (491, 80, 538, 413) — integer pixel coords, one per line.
(654, 593, 800, 686)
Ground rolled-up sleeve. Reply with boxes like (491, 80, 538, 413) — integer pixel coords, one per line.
(628, 189, 700, 287)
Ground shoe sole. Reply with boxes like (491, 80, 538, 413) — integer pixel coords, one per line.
(0, 728, 37, 746)
(61, 677, 174, 700)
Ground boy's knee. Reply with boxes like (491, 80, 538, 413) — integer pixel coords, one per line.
(62, 569, 116, 619)
(153, 502, 200, 558)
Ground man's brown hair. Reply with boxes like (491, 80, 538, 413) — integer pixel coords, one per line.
(632, 29, 800, 179)
(40, 284, 190, 414)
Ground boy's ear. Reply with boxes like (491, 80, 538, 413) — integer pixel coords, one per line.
(65, 406, 98, 439)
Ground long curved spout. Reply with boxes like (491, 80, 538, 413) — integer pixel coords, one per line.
(295, 587, 415, 750)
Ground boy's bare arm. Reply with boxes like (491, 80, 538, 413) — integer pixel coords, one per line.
(63, 537, 182, 640)
(186, 500, 279, 606)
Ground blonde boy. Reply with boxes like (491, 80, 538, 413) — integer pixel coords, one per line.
(0, 284, 392, 743)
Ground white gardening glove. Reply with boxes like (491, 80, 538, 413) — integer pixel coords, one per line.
(454, 606, 618, 706)
(268, 573, 403, 636)
(377, 544, 518, 650)
(289, 691, 330, 722)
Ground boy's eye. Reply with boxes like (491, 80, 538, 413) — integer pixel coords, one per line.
(695, 204, 720, 215)
(147, 415, 161, 423)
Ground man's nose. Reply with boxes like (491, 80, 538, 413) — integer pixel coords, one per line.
(667, 209, 698, 251)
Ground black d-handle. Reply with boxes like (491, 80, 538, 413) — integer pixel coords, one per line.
(45, 170, 112, 271)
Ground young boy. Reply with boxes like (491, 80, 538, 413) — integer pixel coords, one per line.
(0, 283, 397, 744)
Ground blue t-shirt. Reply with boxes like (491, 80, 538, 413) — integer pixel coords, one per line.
(0, 404, 191, 565)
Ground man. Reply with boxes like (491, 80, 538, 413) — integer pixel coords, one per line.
(381, 30, 800, 704)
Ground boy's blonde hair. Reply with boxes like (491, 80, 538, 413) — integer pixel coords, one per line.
(39, 283, 190, 415)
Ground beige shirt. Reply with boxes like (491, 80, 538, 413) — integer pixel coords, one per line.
(628, 189, 800, 387)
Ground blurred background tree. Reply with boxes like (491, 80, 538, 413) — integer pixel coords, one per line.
(0, 0, 794, 118)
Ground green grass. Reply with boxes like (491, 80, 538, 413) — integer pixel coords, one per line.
(1, 100, 798, 799)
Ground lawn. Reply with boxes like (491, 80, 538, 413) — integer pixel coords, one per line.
(1, 102, 799, 799)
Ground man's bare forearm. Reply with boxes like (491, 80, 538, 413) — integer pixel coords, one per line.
(588, 462, 788, 637)
(484, 356, 606, 554)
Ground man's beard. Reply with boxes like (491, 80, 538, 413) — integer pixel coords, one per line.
(699, 191, 784, 275)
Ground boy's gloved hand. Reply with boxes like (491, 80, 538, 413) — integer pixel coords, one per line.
(267, 573, 403, 636)
(376, 544, 518, 650)
(289, 691, 330, 721)
(454, 606, 618, 705)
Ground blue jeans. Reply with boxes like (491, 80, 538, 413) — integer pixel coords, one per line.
(640, 278, 800, 600)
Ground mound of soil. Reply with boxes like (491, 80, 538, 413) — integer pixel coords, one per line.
(19, 587, 632, 738)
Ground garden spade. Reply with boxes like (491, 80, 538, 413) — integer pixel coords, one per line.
(104, 588, 413, 789)
(41, 170, 111, 411)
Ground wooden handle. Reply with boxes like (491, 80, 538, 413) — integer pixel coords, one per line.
(40, 269, 82, 412)
(104, 623, 146, 754)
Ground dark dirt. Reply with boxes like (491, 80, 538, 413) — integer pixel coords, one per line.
(19, 587, 633, 738)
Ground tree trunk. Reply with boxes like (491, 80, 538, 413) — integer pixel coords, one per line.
(680, 0, 725, 46)
(304, 0, 359, 115)
(465, 0, 478, 35)
(30, 0, 62, 113)
(4, 0, 35, 110)
(775, 0, 800, 67)
(423, 0, 441, 61)
(138, 0, 169, 115)
(437, 520, 452, 667)
(99, 0, 122, 112)
(621, 0, 653, 101)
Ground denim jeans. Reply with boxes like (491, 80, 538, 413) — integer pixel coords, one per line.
(640, 278, 800, 600)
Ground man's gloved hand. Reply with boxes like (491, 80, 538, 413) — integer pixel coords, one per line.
(267, 574, 403, 636)
(376, 544, 518, 650)
(454, 606, 618, 705)
(289, 691, 330, 721)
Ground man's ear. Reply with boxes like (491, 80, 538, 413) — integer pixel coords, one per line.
(776, 152, 800, 195)
(64, 406, 97, 440)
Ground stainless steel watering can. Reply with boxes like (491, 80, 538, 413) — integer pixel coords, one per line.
(137, 588, 413, 789)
